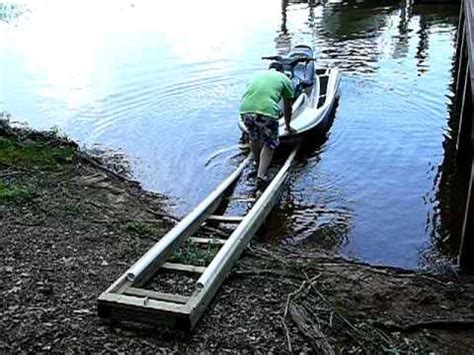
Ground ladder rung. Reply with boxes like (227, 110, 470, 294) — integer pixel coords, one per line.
(189, 237, 226, 245)
(124, 287, 189, 304)
(200, 223, 229, 237)
(161, 262, 206, 274)
(208, 215, 245, 223)
(228, 196, 256, 203)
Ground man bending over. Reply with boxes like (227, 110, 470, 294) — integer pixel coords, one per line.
(239, 62, 295, 191)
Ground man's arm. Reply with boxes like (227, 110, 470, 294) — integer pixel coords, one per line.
(283, 98, 295, 134)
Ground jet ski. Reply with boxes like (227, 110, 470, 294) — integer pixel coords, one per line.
(238, 45, 340, 141)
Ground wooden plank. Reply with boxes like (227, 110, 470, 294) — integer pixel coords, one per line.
(123, 287, 189, 304)
(464, 0, 474, 88)
(161, 262, 207, 274)
(208, 215, 245, 223)
(189, 237, 227, 245)
(200, 223, 229, 237)
(457, 64, 472, 158)
(98, 292, 188, 313)
(97, 292, 191, 330)
(456, 28, 467, 100)
(227, 196, 256, 203)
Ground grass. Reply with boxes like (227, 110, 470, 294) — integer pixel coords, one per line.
(170, 241, 221, 267)
(63, 202, 83, 215)
(125, 221, 163, 236)
(0, 137, 74, 169)
(0, 180, 33, 202)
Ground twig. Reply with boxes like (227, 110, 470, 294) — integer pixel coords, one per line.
(281, 315, 293, 353)
(233, 268, 305, 280)
(248, 245, 289, 267)
(78, 153, 138, 184)
(303, 271, 362, 337)
(280, 273, 322, 354)
(284, 282, 305, 319)
(144, 207, 179, 225)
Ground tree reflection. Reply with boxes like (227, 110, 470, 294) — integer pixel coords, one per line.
(392, 0, 413, 60)
(0, 3, 27, 24)
(275, 0, 292, 55)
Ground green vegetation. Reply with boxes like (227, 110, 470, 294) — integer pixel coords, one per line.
(63, 202, 83, 215)
(0, 180, 32, 202)
(170, 241, 220, 266)
(0, 137, 75, 169)
(125, 221, 164, 236)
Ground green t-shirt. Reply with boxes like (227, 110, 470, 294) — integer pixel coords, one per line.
(239, 70, 294, 119)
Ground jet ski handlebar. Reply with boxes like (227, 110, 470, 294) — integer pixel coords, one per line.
(261, 55, 283, 60)
(261, 55, 315, 65)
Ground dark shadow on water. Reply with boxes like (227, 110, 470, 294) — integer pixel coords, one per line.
(257, 98, 351, 254)
(420, 40, 470, 271)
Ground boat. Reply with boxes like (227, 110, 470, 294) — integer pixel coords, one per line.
(238, 44, 340, 141)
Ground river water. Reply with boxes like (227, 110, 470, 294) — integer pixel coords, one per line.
(0, 0, 461, 269)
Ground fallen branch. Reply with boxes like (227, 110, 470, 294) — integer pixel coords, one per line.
(280, 273, 324, 352)
(233, 268, 305, 280)
(289, 303, 335, 355)
(248, 245, 289, 267)
(78, 152, 139, 185)
(284, 273, 322, 318)
(380, 318, 474, 332)
(303, 271, 362, 337)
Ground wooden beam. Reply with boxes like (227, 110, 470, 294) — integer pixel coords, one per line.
(459, 160, 474, 272)
(189, 237, 227, 245)
(207, 215, 245, 223)
(455, 0, 474, 273)
(123, 287, 189, 304)
(161, 262, 207, 274)
(456, 65, 472, 160)
(97, 292, 192, 330)
(464, 0, 474, 92)
(227, 196, 256, 203)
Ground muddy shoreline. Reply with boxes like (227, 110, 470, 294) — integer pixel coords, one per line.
(1, 118, 474, 353)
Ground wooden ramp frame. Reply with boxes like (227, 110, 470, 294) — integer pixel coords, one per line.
(98, 149, 298, 330)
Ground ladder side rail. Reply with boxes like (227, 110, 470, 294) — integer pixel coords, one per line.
(122, 155, 251, 286)
(196, 148, 297, 289)
(188, 148, 299, 327)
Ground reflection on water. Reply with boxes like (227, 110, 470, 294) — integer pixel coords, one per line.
(0, 0, 460, 269)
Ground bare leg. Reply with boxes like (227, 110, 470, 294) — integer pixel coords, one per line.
(249, 140, 262, 164)
(257, 144, 274, 178)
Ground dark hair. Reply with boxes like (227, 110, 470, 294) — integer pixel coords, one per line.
(269, 62, 284, 72)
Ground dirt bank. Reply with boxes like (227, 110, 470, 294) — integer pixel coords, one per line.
(1, 118, 474, 353)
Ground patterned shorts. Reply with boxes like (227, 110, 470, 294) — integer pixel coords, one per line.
(242, 113, 279, 150)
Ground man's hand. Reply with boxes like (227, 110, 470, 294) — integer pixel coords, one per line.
(286, 125, 297, 135)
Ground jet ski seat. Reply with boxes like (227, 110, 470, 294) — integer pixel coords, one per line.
(292, 61, 314, 88)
